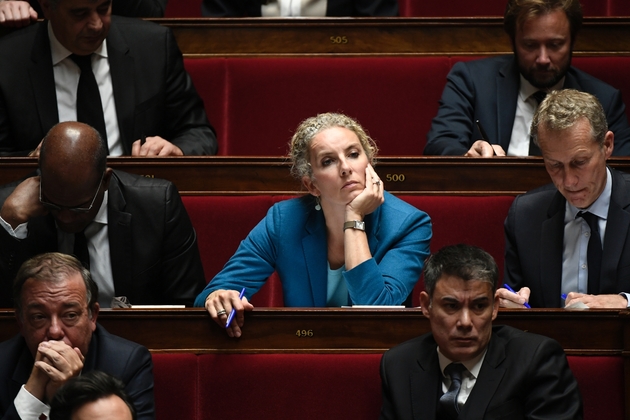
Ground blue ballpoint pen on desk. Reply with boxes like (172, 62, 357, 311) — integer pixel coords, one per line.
(226, 287, 246, 328)
(561, 294, 568, 300)
(503, 284, 531, 308)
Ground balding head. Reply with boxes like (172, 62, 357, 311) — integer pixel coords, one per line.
(38, 122, 111, 233)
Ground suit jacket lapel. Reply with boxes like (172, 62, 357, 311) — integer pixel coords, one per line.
(29, 22, 59, 138)
(496, 58, 520, 151)
(540, 192, 566, 307)
(302, 209, 327, 306)
(601, 169, 630, 293)
(410, 339, 441, 420)
(106, 18, 136, 155)
(459, 332, 506, 420)
(106, 173, 133, 298)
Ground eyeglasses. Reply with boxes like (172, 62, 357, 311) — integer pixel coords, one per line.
(39, 172, 105, 213)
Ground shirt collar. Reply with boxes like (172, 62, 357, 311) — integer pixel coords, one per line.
(518, 74, 565, 103)
(437, 345, 488, 380)
(567, 167, 612, 221)
(47, 21, 108, 66)
(92, 190, 109, 226)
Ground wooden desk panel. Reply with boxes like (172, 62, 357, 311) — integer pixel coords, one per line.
(3, 156, 630, 195)
(156, 17, 630, 57)
(1, 308, 627, 354)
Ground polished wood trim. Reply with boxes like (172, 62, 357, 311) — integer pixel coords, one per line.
(152, 17, 630, 57)
(0, 308, 628, 354)
(3, 156, 630, 195)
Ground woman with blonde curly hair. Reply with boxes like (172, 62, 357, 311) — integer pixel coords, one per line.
(195, 113, 432, 337)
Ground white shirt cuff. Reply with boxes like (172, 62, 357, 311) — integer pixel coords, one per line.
(0, 215, 28, 239)
(15, 385, 50, 420)
(619, 293, 630, 308)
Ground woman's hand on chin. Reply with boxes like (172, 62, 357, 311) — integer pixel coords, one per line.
(346, 164, 384, 219)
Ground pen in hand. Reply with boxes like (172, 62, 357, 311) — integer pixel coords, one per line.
(475, 119, 497, 156)
(503, 284, 531, 308)
(225, 287, 246, 328)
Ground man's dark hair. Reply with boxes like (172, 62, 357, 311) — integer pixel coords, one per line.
(49, 371, 137, 420)
(13, 253, 99, 317)
(423, 244, 498, 297)
(504, 0, 583, 44)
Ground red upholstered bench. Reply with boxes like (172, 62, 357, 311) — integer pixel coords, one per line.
(198, 353, 383, 420)
(150, 352, 624, 420)
(152, 353, 199, 420)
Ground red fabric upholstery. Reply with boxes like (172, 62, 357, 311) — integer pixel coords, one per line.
(400, 196, 514, 305)
(198, 353, 382, 419)
(151, 353, 623, 420)
(183, 58, 228, 155)
(572, 56, 630, 122)
(164, 0, 202, 17)
(152, 353, 199, 420)
(567, 356, 625, 419)
(609, 0, 630, 16)
(223, 57, 450, 156)
(182, 196, 276, 281)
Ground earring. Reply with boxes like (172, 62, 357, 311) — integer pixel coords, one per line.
(315, 196, 321, 211)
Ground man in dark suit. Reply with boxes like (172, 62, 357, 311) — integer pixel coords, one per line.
(0, 121, 205, 308)
(379, 244, 582, 420)
(0, 252, 154, 420)
(424, 0, 630, 157)
(0, 0, 216, 156)
(501, 89, 630, 309)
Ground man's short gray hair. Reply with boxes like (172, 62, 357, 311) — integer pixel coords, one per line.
(531, 89, 608, 148)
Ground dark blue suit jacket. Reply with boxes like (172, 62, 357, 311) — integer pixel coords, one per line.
(424, 55, 630, 156)
(379, 325, 583, 420)
(0, 16, 216, 156)
(0, 325, 155, 420)
(195, 191, 432, 307)
(504, 168, 630, 308)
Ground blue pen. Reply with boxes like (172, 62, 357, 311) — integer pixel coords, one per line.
(225, 287, 246, 328)
(561, 294, 568, 300)
(503, 284, 531, 308)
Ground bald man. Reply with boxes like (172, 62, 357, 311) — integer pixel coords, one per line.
(0, 121, 205, 308)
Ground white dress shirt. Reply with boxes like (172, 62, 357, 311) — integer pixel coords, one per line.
(262, 0, 327, 16)
(14, 385, 50, 420)
(507, 75, 563, 156)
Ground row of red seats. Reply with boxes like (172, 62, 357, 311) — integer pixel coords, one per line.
(166, 0, 630, 17)
(184, 56, 630, 156)
(152, 352, 624, 420)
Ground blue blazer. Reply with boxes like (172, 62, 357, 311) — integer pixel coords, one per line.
(424, 55, 630, 156)
(195, 191, 432, 307)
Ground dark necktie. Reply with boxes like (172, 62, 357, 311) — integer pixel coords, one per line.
(577, 211, 602, 294)
(69, 54, 109, 150)
(438, 363, 466, 420)
(73, 230, 90, 270)
(528, 91, 547, 156)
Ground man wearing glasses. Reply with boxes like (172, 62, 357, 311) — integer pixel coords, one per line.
(0, 121, 205, 308)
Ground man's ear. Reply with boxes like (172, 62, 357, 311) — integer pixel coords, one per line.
(419, 292, 431, 318)
(38, 0, 53, 20)
(302, 176, 320, 197)
(89, 302, 100, 332)
(102, 167, 113, 191)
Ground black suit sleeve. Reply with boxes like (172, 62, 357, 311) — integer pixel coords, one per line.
(119, 345, 155, 420)
(503, 195, 526, 292)
(424, 61, 478, 155)
(158, 183, 206, 305)
(162, 29, 217, 155)
(601, 89, 630, 156)
(519, 338, 583, 419)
